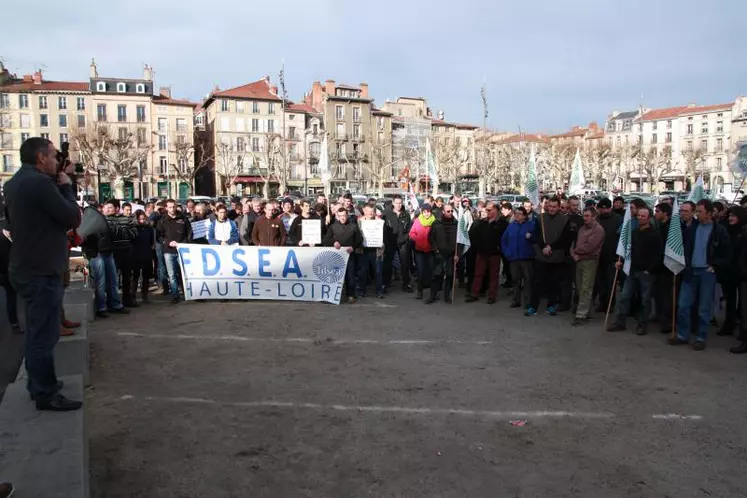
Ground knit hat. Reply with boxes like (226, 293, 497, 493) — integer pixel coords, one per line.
(597, 198, 612, 208)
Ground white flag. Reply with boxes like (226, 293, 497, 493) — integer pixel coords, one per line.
(568, 148, 585, 196)
(615, 204, 632, 275)
(688, 175, 705, 203)
(457, 204, 472, 253)
(663, 198, 685, 275)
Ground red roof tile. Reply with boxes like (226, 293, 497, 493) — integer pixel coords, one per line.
(677, 102, 733, 115)
(286, 103, 317, 114)
(586, 131, 605, 139)
(372, 107, 393, 116)
(336, 84, 360, 91)
(495, 133, 549, 145)
(430, 119, 456, 128)
(455, 123, 478, 130)
(0, 80, 88, 93)
(549, 128, 588, 139)
(212, 79, 280, 101)
(153, 94, 198, 107)
(636, 106, 691, 122)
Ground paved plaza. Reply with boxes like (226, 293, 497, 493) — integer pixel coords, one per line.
(85, 290, 746, 497)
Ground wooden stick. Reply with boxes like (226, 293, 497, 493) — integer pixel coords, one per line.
(451, 254, 458, 304)
(604, 263, 620, 329)
(671, 275, 677, 340)
(732, 175, 746, 205)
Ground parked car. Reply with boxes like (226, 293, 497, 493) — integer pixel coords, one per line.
(496, 194, 528, 209)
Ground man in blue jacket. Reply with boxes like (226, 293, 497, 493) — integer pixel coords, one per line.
(669, 199, 730, 350)
(208, 205, 239, 245)
(501, 207, 535, 310)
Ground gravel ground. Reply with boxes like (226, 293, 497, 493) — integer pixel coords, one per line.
(87, 289, 747, 498)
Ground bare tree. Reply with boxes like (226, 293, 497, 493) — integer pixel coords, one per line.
(214, 139, 240, 196)
(433, 136, 460, 194)
(546, 143, 575, 191)
(256, 133, 283, 198)
(71, 122, 151, 198)
(169, 131, 196, 195)
(581, 143, 614, 189)
(680, 147, 706, 188)
(633, 145, 671, 193)
(366, 131, 393, 198)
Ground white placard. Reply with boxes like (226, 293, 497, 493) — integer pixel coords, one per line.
(191, 219, 210, 239)
(302, 219, 322, 246)
(361, 219, 384, 248)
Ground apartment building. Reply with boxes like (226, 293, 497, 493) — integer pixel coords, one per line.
(285, 102, 324, 194)
(0, 65, 89, 184)
(605, 110, 643, 150)
(304, 80, 372, 193)
(202, 77, 285, 196)
(0, 60, 195, 199)
(733, 96, 747, 149)
(676, 103, 733, 191)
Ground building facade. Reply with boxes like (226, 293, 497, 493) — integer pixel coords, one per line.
(304, 80, 372, 193)
(0, 60, 195, 200)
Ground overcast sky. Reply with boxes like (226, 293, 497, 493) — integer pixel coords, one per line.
(3, 0, 745, 133)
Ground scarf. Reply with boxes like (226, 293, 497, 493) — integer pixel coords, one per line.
(418, 213, 436, 227)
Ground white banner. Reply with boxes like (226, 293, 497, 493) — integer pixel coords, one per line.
(176, 244, 351, 304)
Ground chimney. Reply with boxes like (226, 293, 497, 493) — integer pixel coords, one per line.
(159, 86, 171, 98)
(22, 74, 32, 83)
(271, 85, 278, 95)
(32, 70, 43, 85)
(90, 58, 98, 78)
(324, 79, 335, 95)
(143, 64, 153, 81)
(360, 82, 369, 98)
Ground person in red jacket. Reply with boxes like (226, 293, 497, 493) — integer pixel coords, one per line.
(409, 204, 436, 299)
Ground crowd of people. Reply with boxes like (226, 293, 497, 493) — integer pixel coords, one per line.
(65, 186, 747, 357)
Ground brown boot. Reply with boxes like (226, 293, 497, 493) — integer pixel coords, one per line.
(60, 326, 75, 337)
(62, 319, 81, 328)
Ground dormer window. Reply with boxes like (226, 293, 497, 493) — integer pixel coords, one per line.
(116, 82, 126, 93)
(96, 81, 106, 92)
(136, 83, 145, 94)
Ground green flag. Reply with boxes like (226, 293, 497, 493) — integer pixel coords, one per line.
(525, 144, 540, 207)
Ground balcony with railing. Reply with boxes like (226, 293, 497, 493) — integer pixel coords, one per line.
(240, 167, 269, 177)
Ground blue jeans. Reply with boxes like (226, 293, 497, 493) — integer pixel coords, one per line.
(615, 270, 655, 327)
(357, 250, 384, 297)
(414, 251, 434, 291)
(164, 252, 182, 298)
(677, 267, 717, 343)
(10, 273, 64, 402)
(90, 252, 123, 312)
(155, 242, 168, 289)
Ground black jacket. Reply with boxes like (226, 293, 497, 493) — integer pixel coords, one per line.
(682, 219, 731, 280)
(107, 215, 137, 254)
(469, 218, 508, 256)
(384, 208, 411, 246)
(3, 164, 81, 277)
(629, 225, 663, 273)
(597, 212, 622, 263)
(288, 213, 324, 246)
(429, 216, 458, 256)
(132, 224, 155, 263)
(324, 219, 362, 249)
(656, 219, 671, 273)
(156, 214, 192, 253)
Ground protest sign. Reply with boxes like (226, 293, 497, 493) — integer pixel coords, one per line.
(301, 219, 322, 245)
(130, 203, 145, 214)
(191, 219, 210, 239)
(176, 244, 351, 304)
(361, 219, 384, 248)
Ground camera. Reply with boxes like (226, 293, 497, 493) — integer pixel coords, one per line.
(56, 142, 84, 174)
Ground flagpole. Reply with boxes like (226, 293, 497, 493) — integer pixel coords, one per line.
(604, 258, 621, 330)
(671, 276, 677, 340)
(732, 175, 746, 205)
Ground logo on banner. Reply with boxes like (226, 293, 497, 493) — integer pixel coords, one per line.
(312, 251, 346, 283)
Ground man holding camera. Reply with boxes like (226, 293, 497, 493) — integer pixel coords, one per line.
(3, 138, 82, 411)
